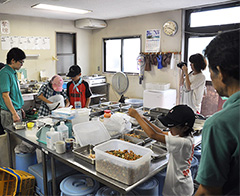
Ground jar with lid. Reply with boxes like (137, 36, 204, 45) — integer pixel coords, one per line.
(104, 110, 111, 118)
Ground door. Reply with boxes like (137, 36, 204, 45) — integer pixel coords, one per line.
(56, 33, 76, 75)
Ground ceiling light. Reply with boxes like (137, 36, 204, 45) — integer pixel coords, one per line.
(31, 4, 92, 14)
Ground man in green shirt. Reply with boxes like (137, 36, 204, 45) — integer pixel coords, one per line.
(0, 47, 27, 167)
(0, 47, 25, 126)
(195, 30, 239, 195)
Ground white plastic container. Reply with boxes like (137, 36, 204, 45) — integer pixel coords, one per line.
(146, 83, 170, 91)
(46, 126, 60, 150)
(73, 121, 110, 146)
(71, 108, 90, 126)
(93, 139, 153, 185)
(57, 121, 69, 141)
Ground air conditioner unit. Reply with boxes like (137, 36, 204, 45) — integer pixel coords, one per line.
(75, 19, 107, 29)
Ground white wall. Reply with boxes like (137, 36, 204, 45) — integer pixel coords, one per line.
(0, 14, 93, 80)
(91, 10, 183, 102)
(0, 10, 183, 103)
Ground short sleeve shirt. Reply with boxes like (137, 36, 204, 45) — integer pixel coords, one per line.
(196, 91, 240, 195)
(67, 80, 92, 108)
(37, 83, 68, 116)
(181, 72, 206, 113)
(0, 64, 24, 111)
(163, 132, 194, 196)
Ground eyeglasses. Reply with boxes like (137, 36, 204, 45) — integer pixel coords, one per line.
(18, 60, 24, 64)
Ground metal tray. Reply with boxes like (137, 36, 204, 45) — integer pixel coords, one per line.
(146, 143, 167, 160)
(122, 129, 152, 145)
(73, 144, 95, 165)
(13, 122, 26, 130)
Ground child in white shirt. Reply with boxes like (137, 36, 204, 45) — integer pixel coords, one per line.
(128, 105, 195, 196)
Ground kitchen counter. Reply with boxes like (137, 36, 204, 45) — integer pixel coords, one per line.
(22, 92, 38, 101)
(5, 120, 202, 195)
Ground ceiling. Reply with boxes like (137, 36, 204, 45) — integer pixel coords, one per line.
(0, 0, 234, 21)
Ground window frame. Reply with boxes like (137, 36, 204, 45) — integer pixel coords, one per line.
(103, 35, 142, 74)
(184, 2, 240, 63)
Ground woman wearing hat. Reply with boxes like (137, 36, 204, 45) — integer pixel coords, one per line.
(37, 75, 70, 116)
(128, 105, 195, 196)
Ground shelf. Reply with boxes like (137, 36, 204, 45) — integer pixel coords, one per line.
(91, 94, 106, 98)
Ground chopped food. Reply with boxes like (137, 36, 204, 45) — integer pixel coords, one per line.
(106, 149, 142, 160)
(88, 153, 95, 159)
(125, 133, 141, 139)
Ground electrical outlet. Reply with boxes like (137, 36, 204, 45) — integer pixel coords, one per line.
(97, 66, 100, 71)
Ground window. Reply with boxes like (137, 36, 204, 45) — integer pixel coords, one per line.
(184, 2, 240, 81)
(103, 36, 141, 73)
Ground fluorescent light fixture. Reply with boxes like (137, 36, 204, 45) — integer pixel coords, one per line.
(32, 4, 92, 14)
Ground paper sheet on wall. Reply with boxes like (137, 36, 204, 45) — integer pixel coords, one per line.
(145, 29, 160, 52)
(1, 20, 10, 34)
(1, 35, 50, 50)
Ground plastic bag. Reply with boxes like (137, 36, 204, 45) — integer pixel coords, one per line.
(103, 113, 132, 137)
(47, 95, 65, 111)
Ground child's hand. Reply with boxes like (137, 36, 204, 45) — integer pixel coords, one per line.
(128, 108, 138, 118)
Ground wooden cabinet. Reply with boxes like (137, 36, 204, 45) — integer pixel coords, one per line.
(90, 83, 109, 105)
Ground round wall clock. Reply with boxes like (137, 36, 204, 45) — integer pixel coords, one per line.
(163, 20, 178, 36)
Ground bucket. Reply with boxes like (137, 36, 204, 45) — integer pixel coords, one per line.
(194, 149, 201, 163)
(134, 177, 159, 196)
(71, 108, 90, 126)
(96, 186, 139, 196)
(0, 132, 10, 167)
(15, 152, 37, 172)
(190, 156, 199, 180)
(155, 168, 166, 196)
(60, 174, 100, 196)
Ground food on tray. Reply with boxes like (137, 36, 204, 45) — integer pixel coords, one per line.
(88, 153, 95, 159)
(125, 133, 141, 139)
(106, 149, 142, 160)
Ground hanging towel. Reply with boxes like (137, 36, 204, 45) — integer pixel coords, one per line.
(170, 53, 176, 69)
(157, 54, 163, 69)
(137, 54, 146, 84)
(145, 54, 151, 71)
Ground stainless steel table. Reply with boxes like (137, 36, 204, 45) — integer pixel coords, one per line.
(5, 125, 202, 195)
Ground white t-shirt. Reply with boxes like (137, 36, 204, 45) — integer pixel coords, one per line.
(163, 132, 194, 196)
(181, 72, 206, 113)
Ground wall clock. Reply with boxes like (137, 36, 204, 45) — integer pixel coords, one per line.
(163, 20, 178, 36)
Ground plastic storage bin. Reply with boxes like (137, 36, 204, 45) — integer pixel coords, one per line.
(28, 160, 76, 195)
(15, 152, 37, 172)
(73, 121, 111, 146)
(94, 139, 153, 185)
(134, 177, 159, 196)
(60, 174, 100, 196)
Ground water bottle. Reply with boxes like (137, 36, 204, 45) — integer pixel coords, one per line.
(46, 126, 60, 150)
(57, 121, 69, 141)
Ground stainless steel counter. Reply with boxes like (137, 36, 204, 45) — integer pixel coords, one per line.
(5, 124, 202, 195)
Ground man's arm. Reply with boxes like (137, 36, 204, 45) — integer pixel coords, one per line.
(2, 92, 20, 122)
(195, 184, 222, 196)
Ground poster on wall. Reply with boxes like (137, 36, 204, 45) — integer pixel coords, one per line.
(1, 20, 10, 34)
(1, 35, 50, 50)
(145, 29, 160, 52)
